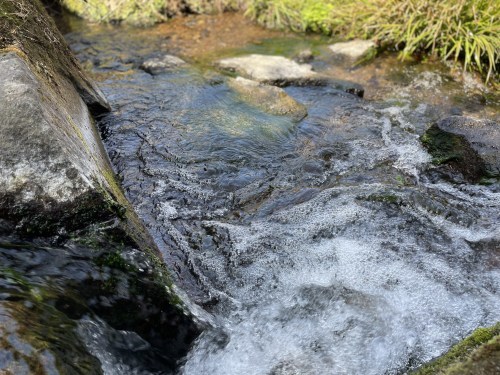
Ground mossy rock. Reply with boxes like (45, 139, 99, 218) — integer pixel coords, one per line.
(413, 323, 500, 375)
(421, 124, 486, 182)
(0, 234, 202, 373)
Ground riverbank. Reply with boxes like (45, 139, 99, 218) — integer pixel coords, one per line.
(58, 0, 499, 84)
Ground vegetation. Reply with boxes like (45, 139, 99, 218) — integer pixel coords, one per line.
(61, 0, 242, 25)
(61, 0, 498, 81)
(246, 0, 499, 82)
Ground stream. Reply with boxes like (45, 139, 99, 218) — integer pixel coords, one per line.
(62, 13, 500, 375)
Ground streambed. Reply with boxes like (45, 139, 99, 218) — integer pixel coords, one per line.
(64, 13, 500, 374)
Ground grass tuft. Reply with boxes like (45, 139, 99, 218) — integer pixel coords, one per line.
(245, 0, 500, 83)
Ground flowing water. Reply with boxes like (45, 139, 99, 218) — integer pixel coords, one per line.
(62, 13, 500, 375)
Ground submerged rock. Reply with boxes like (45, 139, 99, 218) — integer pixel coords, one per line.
(329, 39, 376, 59)
(437, 116, 500, 178)
(217, 54, 364, 97)
(228, 77, 307, 121)
(140, 54, 187, 75)
(0, 234, 202, 374)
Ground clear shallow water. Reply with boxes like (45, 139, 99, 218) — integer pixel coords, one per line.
(65, 18, 500, 375)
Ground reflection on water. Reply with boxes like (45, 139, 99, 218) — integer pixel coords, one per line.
(62, 13, 500, 374)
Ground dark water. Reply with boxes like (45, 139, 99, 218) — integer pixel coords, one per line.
(60, 18, 500, 375)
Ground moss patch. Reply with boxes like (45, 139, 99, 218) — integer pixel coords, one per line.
(0, 267, 102, 374)
(413, 323, 500, 375)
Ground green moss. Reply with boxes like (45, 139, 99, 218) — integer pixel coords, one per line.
(96, 251, 138, 273)
(363, 193, 401, 205)
(413, 323, 500, 375)
(0, 267, 102, 374)
(421, 126, 465, 166)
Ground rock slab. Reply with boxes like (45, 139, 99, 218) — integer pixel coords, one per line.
(217, 54, 318, 86)
(0, 53, 108, 211)
(217, 54, 364, 97)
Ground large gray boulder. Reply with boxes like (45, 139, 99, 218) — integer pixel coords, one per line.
(0, 0, 116, 235)
(0, 52, 116, 234)
(0, 1, 203, 373)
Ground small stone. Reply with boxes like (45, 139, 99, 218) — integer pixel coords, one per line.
(228, 77, 307, 121)
(294, 49, 314, 63)
(139, 54, 187, 75)
(329, 40, 376, 59)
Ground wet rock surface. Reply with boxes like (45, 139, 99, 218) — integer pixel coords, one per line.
(421, 124, 486, 183)
(0, 231, 202, 374)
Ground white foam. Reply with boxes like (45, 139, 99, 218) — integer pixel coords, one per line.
(182, 185, 500, 374)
